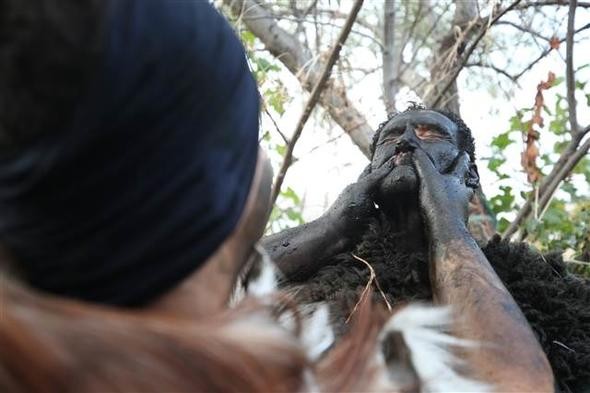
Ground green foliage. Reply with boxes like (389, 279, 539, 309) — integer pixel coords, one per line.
(483, 112, 524, 182)
(490, 186, 515, 232)
(267, 187, 305, 234)
(236, 27, 301, 233)
(487, 68, 590, 276)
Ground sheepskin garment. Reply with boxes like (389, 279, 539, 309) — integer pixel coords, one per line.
(285, 214, 590, 393)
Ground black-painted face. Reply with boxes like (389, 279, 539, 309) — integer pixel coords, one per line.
(372, 110, 461, 200)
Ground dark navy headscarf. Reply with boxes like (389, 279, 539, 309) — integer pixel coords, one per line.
(0, 1, 260, 306)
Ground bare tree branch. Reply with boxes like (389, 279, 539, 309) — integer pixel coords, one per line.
(466, 62, 521, 86)
(224, 0, 374, 157)
(243, 15, 384, 49)
(270, 0, 365, 205)
(430, 0, 523, 109)
(396, 2, 452, 89)
(423, 0, 481, 113)
(262, 105, 289, 145)
(513, 48, 554, 81)
(314, 8, 381, 39)
(473, 21, 590, 82)
(382, 0, 397, 113)
(566, 0, 579, 135)
(515, 0, 590, 9)
(532, 136, 590, 222)
(496, 20, 553, 42)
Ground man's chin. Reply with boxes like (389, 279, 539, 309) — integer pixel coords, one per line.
(376, 165, 418, 208)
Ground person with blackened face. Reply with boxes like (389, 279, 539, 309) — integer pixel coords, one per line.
(265, 107, 554, 391)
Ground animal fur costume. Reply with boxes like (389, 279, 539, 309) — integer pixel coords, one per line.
(284, 213, 590, 393)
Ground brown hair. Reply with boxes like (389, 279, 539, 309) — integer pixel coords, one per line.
(1, 276, 431, 392)
(0, 277, 308, 392)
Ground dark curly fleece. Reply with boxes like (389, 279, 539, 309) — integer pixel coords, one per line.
(286, 215, 590, 392)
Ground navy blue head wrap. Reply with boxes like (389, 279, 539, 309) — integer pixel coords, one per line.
(0, 1, 260, 306)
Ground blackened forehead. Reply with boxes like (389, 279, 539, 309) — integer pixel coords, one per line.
(379, 110, 459, 140)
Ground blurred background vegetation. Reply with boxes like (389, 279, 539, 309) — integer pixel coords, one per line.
(219, 0, 590, 276)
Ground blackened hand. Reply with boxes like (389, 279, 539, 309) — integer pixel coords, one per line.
(323, 162, 393, 242)
(412, 148, 473, 232)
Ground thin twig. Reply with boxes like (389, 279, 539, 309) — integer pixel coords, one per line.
(566, 0, 579, 135)
(513, 22, 590, 81)
(346, 254, 393, 324)
(515, 0, 590, 8)
(539, 253, 563, 278)
(565, 259, 590, 266)
(302, 132, 346, 156)
(262, 105, 289, 145)
(382, 0, 397, 113)
(270, 0, 365, 205)
(241, 15, 384, 49)
(513, 48, 553, 81)
(495, 20, 553, 41)
(552, 340, 576, 353)
(397, 3, 451, 78)
(465, 61, 521, 85)
(431, 0, 522, 108)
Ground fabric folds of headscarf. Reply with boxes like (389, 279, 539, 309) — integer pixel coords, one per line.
(0, 0, 260, 306)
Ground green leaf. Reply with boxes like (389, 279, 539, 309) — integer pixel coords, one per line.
(553, 76, 565, 86)
(561, 181, 577, 198)
(490, 185, 515, 214)
(497, 217, 510, 233)
(553, 140, 569, 154)
(241, 30, 256, 46)
(281, 187, 301, 204)
(549, 118, 566, 135)
(265, 88, 286, 115)
(509, 114, 525, 132)
(487, 156, 506, 172)
(276, 144, 286, 156)
(491, 132, 514, 149)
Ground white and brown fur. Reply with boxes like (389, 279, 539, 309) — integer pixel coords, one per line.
(0, 249, 490, 392)
(232, 247, 491, 392)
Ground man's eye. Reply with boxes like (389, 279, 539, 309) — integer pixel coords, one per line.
(378, 136, 398, 146)
(415, 125, 444, 140)
(378, 129, 403, 145)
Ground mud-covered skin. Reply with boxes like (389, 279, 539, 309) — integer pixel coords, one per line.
(263, 110, 477, 279)
(410, 143, 553, 391)
(372, 110, 460, 199)
(373, 110, 480, 219)
(289, 221, 590, 392)
(267, 108, 554, 390)
(262, 162, 392, 282)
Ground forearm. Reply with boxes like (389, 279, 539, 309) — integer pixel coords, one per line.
(430, 221, 554, 391)
(262, 216, 350, 281)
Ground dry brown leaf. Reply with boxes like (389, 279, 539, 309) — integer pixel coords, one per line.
(522, 72, 556, 183)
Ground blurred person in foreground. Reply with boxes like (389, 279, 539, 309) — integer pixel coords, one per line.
(0, 1, 553, 392)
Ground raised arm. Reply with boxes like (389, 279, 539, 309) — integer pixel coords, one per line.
(262, 163, 391, 281)
(413, 149, 554, 392)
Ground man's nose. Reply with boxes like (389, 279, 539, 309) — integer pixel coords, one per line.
(394, 122, 418, 153)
